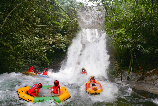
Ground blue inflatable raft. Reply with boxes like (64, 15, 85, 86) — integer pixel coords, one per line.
(37, 74, 50, 78)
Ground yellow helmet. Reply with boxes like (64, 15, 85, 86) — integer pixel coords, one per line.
(82, 68, 85, 70)
(91, 76, 94, 79)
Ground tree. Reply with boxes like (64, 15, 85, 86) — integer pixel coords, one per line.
(0, 0, 79, 73)
(104, 0, 158, 80)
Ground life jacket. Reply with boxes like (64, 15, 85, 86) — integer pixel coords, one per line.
(28, 84, 39, 97)
(42, 71, 48, 75)
(90, 78, 96, 83)
(52, 85, 60, 94)
(28, 67, 35, 73)
(81, 71, 87, 74)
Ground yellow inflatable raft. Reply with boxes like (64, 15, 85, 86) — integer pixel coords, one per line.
(17, 85, 71, 103)
(86, 80, 103, 94)
(22, 71, 37, 77)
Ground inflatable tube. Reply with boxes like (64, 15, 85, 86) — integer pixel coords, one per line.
(37, 74, 50, 78)
(22, 71, 37, 77)
(17, 85, 71, 103)
(86, 80, 103, 94)
(81, 72, 87, 74)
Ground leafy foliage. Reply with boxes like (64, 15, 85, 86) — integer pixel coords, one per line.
(104, 0, 158, 77)
(0, 0, 79, 73)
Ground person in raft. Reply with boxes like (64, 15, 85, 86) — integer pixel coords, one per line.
(27, 83, 43, 97)
(90, 76, 98, 90)
(90, 76, 96, 84)
(42, 68, 48, 75)
(49, 80, 60, 96)
(28, 66, 35, 73)
(81, 68, 87, 75)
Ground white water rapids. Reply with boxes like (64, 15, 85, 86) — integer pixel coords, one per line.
(0, 3, 119, 106)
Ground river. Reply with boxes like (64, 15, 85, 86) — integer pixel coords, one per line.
(0, 1, 158, 106)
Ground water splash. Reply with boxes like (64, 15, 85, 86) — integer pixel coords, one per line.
(48, 4, 118, 102)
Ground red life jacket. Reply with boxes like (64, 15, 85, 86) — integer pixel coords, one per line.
(90, 78, 96, 83)
(81, 72, 87, 74)
(28, 67, 35, 73)
(28, 84, 39, 96)
(52, 85, 60, 94)
(43, 71, 48, 75)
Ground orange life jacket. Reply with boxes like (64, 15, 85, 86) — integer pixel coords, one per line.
(28, 84, 39, 96)
(52, 85, 60, 94)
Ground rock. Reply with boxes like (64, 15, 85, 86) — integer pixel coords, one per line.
(115, 72, 158, 99)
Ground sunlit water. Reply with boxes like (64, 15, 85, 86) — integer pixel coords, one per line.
(0, 1, 158, 106)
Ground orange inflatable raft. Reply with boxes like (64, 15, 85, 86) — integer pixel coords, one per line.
(86, 80, 103, 94)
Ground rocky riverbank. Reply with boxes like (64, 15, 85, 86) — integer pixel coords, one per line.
(114, 71, 158, 99)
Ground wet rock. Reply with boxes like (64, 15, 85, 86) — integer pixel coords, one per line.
(115, 72, 158, 99)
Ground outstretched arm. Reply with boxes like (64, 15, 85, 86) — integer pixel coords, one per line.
(35, 88, 39, 97)
(57, 88, 60, 95)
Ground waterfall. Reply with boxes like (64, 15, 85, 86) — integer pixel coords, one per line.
(59, 6, 109, 80)
(50, 5, 118, 102)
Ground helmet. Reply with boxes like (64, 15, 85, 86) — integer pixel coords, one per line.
(82, 68, 85, 70)
(38, 83, 43, 88)
(45, 68, 47, 70)
(54, 80, 59, 86)
(91, 76, 94, 79)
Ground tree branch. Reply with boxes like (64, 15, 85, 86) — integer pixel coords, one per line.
(1, 2, 23, 30)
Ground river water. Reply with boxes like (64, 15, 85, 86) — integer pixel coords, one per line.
(0, 1, 158, 106)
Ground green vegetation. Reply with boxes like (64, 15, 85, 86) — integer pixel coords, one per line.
(103, 0, 158, 80)
(0, 0, 79, 73)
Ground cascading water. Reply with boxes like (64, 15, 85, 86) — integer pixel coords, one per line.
(48, 5, 119, 104)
